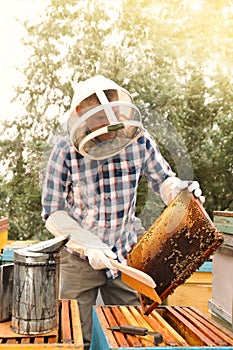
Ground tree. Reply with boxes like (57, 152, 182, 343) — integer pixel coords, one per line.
(1, 0, 232, 239)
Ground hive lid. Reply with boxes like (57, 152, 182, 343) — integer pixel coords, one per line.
(213, 210, 233, 235)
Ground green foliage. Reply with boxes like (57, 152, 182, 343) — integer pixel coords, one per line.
(1, 0, 233, 238)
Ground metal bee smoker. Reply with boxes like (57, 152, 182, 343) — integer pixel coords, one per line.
(11, 235, 70, 334)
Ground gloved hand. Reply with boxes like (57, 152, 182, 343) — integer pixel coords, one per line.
(160, 177, 205, 206)
(45, 210, 118, 270)
(46, 210, 113, 249)
(84, 248, 117, 270)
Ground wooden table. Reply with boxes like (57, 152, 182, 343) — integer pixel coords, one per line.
(0, 300, 83, 349)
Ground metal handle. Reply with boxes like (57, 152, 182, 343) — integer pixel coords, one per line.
(117, 325, 148, 336)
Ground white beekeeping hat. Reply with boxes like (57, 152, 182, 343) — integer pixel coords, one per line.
(67, 75, 143, 160)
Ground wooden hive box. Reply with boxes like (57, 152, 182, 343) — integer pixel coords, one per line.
(0, 217, 9, 253)
(91, 305, 233, 350)
(0, 300, 83, 349)
(209, 211, 233, 326)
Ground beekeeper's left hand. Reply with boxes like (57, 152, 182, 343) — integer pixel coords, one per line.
(160, 177, 205, 206)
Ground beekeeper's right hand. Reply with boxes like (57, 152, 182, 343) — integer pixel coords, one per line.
(83, 248, 117, 270)
(45, 210, 117, 270)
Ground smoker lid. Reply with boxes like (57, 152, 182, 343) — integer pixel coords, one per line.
(14, 235, 70, 258)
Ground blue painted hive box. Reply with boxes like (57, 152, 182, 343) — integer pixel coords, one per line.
(0, 240, 39, 264)
(91, 305, 233, 349)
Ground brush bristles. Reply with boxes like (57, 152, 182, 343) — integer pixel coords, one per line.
(122, 273, 161, 303)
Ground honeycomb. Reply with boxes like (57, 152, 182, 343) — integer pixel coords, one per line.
(127, 189, 223, 300)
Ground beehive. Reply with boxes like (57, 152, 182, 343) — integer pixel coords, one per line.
(0, 217, 9, 252)
(91, 305, 233, 349)
(0, 300, 83, 349)
(209, 211, 233, 326)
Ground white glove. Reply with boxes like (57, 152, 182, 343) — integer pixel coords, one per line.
(84, 248, 117, 270)
(45, 210, 111, 250)
(45, 210, 118, 270)
(160, 177, 205, 206)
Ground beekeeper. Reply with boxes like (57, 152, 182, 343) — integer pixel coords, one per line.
(42, 75, 204, 350)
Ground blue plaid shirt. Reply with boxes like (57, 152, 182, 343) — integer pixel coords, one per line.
(42, 130, 175, 279)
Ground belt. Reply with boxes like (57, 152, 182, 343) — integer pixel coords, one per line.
(65, 246, 89, 261)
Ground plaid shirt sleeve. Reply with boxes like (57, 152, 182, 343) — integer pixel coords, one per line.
(41, 138, 71, 220)
(143, 131, 176, 193)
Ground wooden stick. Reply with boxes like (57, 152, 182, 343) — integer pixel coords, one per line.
(176, 306, 227, 346)
(185, 306, 233, 345)
(94, 307, 119, 348)
(102, 306, 129, 347)
(109, 306, 142, 347)
(61, 300, 72, 343)
(151, 307, 189, 346)
(165, 305, 215, 346)
(70, 299, 83, 346)
(136, 306, 179, 346)
(119, 305, 155, 347)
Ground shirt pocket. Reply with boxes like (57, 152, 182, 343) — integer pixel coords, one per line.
(115, 159, 141, 187)
(113, 160, 142, 208)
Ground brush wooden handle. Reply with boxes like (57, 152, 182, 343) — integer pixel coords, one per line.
(109, 259, 156, 288)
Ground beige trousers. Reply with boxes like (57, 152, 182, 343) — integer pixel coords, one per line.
(59, 249, 139, 350)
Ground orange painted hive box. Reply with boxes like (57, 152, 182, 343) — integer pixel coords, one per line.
(0, 300, 83, 349)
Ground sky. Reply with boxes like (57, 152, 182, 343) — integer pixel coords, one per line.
(0, 0, 48, 123)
